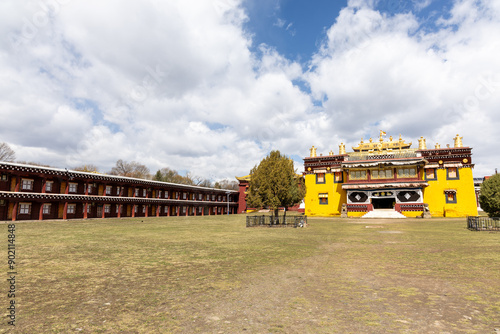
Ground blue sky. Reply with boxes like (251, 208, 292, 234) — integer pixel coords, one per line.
(244, 0, 455, 64)
(0, 0, 499, 179)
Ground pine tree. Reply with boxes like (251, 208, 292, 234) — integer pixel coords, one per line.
(479, 173, 500, 217)
(246, 150, 305, 221)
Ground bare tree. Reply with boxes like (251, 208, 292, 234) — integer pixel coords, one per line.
(72, 164, 100, 173)
(214, 179, 239, 190)
(109, 160, 150, 179)
(0, 142, 16, 162)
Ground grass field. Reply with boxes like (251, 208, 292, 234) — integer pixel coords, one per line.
(2, 215, 499, 333)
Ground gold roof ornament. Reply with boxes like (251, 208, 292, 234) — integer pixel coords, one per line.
(309, 145, 317, 157)
(418, 136, 427, 150)
(329, 150, 334, 156)
(339, 143, 346, 155)
(352, 133, 411, 152)
(435, 143, 440, 149)
(453, 134, 463, 148)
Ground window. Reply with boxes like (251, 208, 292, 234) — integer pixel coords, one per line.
(42, 203, 51, 214)
(349, 170, 367, 180)
(143, 189, 147, 197)
(316, 173, 325, 184)
(164, 206, 169, 213)
(218, 195, 221, 201)
(425, 168, 437, 181)
(182, 206, 186, 214)
(397, 168, 417, 178)
(319, 193, 328, 205)
(85, 184, 92, 194)
(445, 191, 457, 203)
(334, 172, 343, 183)
(183, 193, 187, 200)
(199, 194, 202, 200)
(1, 174, 8, 181)
(106, 185, 112, 195)
(21, 179, 34, 190)
(447, 167, 459, 180)
(19, 203, 31, 214)
(83, 204, 91, 214)
(165, 191, 169, 199)
(117, 187, 121, 195)
(212, 195, 216, 201)
(104, 204, 111, 213)
(158, 190, 162, 198)
(142, 206, 146, 213)
(371, 169, 394, 179)
(45, 181, 53, 192)
(135, 188, 140, 196)
(67, 204, 76, 214)
(134, 205, 138, 213)
(68, 183, 78, 193)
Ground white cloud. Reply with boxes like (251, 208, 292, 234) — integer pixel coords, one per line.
(0, 0, 498, 180)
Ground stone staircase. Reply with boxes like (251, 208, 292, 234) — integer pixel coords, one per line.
(361, 209, 406, 219)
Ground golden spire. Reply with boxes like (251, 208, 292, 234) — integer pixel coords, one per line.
(329, 150, 334, 156)
(339, 143, 346, 155)
(309, 145, 317, 157)
(435, 143, 440, 149)
(453, 134, 463, 148)
(418, 136, 427, 150)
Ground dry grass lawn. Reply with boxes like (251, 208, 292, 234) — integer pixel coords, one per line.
(1, 215, 499, 333)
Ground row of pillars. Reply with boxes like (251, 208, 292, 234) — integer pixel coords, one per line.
(9, 202, 231, 221)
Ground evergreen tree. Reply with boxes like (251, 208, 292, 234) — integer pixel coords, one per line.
(479, 173, 500, 217)
(246, 150, 305, 221)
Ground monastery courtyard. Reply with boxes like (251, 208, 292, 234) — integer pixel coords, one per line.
(7, 214, 499, 333)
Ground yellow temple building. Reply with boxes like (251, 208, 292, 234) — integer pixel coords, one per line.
(303, 132, 478, 218)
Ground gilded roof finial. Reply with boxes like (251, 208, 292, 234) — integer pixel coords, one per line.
(418, 136, 427, 150)
(309, 145, 317, 157)
(453, 134, 463, 148)
(329, 150, 334, 156)
(435, 143, 440, 149)
(339, 143, 346, 155)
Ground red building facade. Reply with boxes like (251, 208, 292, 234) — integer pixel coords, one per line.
(0, 162, 238, 221)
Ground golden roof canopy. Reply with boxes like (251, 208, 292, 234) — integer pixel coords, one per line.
(352, 131, 412, 153)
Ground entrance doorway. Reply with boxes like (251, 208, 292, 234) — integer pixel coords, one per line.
(372, 197, 395, 209)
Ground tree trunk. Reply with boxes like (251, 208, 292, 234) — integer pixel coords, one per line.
(274, 208, 279, 224)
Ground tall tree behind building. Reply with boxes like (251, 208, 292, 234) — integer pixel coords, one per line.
(0, 142, 15, 162)
(246, 150, 305, 220)
(109, 160, 150, 179)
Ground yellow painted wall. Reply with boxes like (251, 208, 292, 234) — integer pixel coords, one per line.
(423, 167, 478, 217)
(304, 173, 347, 216)
(401, 211, 424, 218)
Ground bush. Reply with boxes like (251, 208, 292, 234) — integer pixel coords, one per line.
(479, 173, 500, 217)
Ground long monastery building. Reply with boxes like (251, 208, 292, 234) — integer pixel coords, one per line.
(0, 162, 238, 221)
(304, 133, 478, 218)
